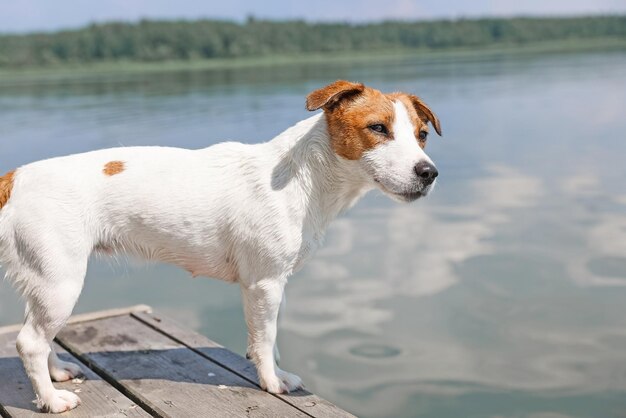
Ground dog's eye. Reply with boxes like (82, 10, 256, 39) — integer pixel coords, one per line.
(419, 131, 428, 140)
(368, 124, 388, 135)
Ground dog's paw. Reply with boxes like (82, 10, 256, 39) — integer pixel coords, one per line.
(260, 370, 304, 394)
(39, 389, 81, 413)
(260, 374, 290, 394)
(49, 359, 84, 382)
(277, 369, 304, 392)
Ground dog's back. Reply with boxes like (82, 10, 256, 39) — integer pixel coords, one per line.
(0, 144, 272, 287)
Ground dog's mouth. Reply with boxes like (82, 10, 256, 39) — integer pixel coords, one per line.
(395, 190, 425, 202)
(373, 178, 430, 202)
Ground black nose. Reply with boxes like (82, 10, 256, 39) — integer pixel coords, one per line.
(414, 161, 439, 183)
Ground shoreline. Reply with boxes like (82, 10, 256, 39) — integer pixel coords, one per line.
(0, 37, 625, 84)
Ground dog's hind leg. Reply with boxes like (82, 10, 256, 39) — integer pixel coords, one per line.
(15, 255, 88, 413)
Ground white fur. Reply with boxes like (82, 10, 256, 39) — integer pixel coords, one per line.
(0, 100, 436, 412)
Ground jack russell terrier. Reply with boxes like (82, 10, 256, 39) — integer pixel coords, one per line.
(0, 80, 441, 413)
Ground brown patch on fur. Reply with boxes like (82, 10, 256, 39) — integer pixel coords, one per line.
(388, 93, 433, 149)
(103, 161, 125, 176)
(306, 80, 365, 111)
(307, 81, 442, 159)
(308, 81, 396, 160)
(0, 170, 15, 210)
(406, 94, 442, 136)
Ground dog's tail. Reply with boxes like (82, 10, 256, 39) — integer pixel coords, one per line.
(0, 170, 15, 211)
(0, 169, 16, 268)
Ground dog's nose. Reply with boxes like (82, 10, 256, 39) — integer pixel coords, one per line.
(414, 161, 438, 182)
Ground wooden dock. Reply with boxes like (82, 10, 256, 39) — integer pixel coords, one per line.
(0, 305, 355, 418)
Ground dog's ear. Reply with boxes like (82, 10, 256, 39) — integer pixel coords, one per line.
(408, 95, 442, 136)
(306, 80, 365, 111)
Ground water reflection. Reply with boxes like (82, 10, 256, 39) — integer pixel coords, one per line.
(281, 166, 626, 417)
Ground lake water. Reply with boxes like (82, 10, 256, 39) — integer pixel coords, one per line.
(1, 50, 626, 418)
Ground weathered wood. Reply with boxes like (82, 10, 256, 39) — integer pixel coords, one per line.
(0, 331, 150, 418)
(56, 315, 310, 418)
(0, 304, 152, 335)
(1, 307, 354, 418)
(133, 310, 357, 418)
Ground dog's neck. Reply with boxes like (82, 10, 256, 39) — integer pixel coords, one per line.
(269, 113, 373, 235)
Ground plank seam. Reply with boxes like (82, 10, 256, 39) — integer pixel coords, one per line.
(54, 328, 164, 418)
(0, 305, 152, 336)
(130, 312, 319, 418)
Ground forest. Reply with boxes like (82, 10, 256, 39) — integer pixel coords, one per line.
(0, 15, 624, 68)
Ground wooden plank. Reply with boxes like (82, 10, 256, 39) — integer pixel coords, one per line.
(56, 315, 310, 418)
(0, 331, 150, 418)
(133, 311, 356, 418)
(0, 305, 152, 336)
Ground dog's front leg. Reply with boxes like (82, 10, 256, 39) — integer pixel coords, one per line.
(245, 294, 284, 364)
(240, 279, 303, 393)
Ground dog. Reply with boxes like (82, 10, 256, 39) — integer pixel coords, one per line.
(0, 80, 441, 413)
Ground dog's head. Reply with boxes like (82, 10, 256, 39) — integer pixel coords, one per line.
(307, 80, 442, 202)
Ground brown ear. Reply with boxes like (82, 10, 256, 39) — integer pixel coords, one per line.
(409, 95, 442, 136)
(306, 80, 365, 111)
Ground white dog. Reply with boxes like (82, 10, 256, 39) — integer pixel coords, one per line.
(0, 80, 441, 413)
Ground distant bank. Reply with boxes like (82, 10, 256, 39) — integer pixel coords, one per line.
(0, 15, 624, 77)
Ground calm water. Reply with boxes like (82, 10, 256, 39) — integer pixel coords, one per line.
(1, 51, 626, 418)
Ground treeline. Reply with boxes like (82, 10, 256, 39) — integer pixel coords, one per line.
(0, 16, 624, 67)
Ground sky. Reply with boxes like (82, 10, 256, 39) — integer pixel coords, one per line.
(1, 0, 625, 33)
